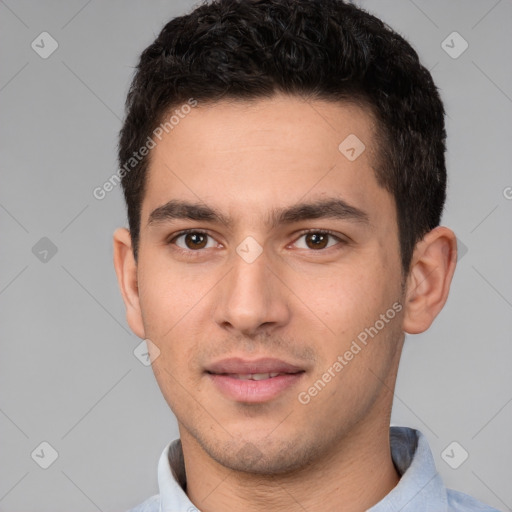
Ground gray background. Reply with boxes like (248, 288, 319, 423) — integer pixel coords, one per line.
(1, 0, 511, 510)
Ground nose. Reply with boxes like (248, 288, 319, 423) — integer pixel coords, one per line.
(213, 248, 291, 337)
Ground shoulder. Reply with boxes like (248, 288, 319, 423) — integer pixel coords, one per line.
(447, 488, 500, 511)
(125, 494, 160, 512)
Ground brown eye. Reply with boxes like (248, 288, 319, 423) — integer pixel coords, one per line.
(305, 232, 329, 249)
(173, 231, 216, 250)
(293, 231, 342, 250)
(185, 233, 207, 249)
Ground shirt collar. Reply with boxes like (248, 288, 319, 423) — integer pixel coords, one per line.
(157, 426, 447, 512)
(368, 427, 447, 511)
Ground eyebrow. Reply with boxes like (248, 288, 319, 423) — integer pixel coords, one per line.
(147, 198, 370, 228)
(148, 200, 231, 226)
(272, 198, 369, 228)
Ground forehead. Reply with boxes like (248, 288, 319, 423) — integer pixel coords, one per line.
(141, 94, 392, 228)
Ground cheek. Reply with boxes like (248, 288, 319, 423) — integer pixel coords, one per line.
(137, 257, 208, 338)
(305, 266, 376, 321)
(303, 261, 400, 348)
(137, 262, 209, 368)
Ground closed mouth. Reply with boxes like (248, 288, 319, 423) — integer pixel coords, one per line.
(207, 371, 303, 380)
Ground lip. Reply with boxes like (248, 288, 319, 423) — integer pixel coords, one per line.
(205, 357, 304, 375)
(205, 357, 306, 403)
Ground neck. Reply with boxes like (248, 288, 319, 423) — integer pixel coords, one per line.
(181, 417, 400, 512)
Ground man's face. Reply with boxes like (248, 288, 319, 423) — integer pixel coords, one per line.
(133, 95, 405, 473)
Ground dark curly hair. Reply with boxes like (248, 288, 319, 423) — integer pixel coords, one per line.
(118, 0, 446, 272)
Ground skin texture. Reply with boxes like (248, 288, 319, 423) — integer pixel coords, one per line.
(114, 94, 457, 512)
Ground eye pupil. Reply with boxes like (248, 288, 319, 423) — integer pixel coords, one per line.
(185, 233, 207, 249)
(306, 233, 328, 249)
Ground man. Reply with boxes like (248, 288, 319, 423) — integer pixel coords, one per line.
(113, 0, 498, 510)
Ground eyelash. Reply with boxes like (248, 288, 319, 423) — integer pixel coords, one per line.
(167, 228, 346, 257)
(293, 229, 346, 248)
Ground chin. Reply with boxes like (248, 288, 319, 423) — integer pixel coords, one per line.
(200, 434, 322, 476)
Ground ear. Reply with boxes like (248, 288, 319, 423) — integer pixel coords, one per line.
(113, 228, 145, 339)
(403, 226, 457, 334)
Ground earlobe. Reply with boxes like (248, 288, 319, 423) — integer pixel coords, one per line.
(113, 228, 146, 339)
(402, 226, 457, 334)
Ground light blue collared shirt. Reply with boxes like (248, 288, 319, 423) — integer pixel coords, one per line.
(127, 427, 498, 512)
